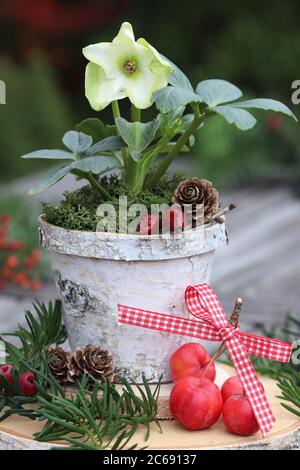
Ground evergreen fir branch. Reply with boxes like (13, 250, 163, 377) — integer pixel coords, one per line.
(34, 375, 162, 450)
(1, 300, 66, 362)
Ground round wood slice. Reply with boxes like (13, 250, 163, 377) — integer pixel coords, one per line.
(0, 365, 299, 450)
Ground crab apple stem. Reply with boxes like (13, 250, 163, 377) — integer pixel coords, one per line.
(203, 297, 243, 377)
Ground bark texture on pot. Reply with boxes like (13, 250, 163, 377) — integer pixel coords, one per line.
(39, 217, 227, 383)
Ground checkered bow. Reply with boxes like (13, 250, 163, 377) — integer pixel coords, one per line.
(118, 283, 293, 436)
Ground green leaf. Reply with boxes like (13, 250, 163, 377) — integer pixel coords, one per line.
(162, 56, 194, 91)
(87, 136, 123, 155)
(71, 156, 118, 175)
(210, 105, 257, 130)
(196, 79, 243, 106)
(152, 86, 200, 113)
(76, 118, 117, 142)
(62, 131, 92, 154)
(116, 117, 161, 161)
(21, 149, 75, 160)
(230, 98, 297, 121)
(28, 166, 71, 195)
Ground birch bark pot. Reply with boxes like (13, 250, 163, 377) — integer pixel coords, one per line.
(39, 217, 227, 383)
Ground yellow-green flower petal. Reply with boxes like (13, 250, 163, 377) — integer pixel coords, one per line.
(137, 38, 172, 73)
(113, 22, 135, 44)
(83, 22, 172, 111)
(85, 63, 126, 111)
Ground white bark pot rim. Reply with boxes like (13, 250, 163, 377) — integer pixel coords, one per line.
(38, 215, 227, 262)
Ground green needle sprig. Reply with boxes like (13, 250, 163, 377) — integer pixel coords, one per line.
(34, 375, 162, 450)
(0, 300, 162, 450)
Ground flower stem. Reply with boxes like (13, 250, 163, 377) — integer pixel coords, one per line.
(146, 104, 203, 188)
(131, 104, 141, 122)
(137, 130, 177, 191)
(112, 100, 121, 120)
(111, 100, 131, 180)
(124, 105, 141, 188)
(86, 173, 112, 200)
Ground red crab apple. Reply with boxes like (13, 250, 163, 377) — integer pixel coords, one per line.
(170, 342, 216, 382)
(19, 371, 37, 397)
(221, 376, 244, 402)
(222, 394, 259, 436)
(137, 214, 160, 235)
(0, 364, 15, 384)
(170, 376, 223, 430)
(162, 206, 187, 233)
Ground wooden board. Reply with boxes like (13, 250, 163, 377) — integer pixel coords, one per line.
(0, 365, 299, 450)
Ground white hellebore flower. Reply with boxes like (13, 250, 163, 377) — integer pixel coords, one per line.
(83, 22, 172, 111)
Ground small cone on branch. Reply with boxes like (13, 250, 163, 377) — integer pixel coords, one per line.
(172, 178, 219, 223)
(72, 344, 115, 383)
(47, 347, 72, 384)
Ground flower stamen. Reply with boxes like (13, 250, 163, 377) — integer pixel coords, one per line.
(123, 60, 137, 74)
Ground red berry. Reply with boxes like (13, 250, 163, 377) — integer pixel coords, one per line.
(170, 342, 216, 383)
(7, 240, 24, 251)
(0, 227, 9, 241)
(170, 376, 223, 430)
(31, 249, 42, 261)
(6, 255, 19, 269)
(221, 376, 244, 402)
(30, 279, 43, 291)
(162, 206, 187, 233)
(19, 371, 37, 396)
(14, 272, 30, 289)
(222, 394, 259, 436)
(266, 114, 282, 131)
(25, 256, 37, 269)
(0, 364, 15, 384)
(2, 267, 12, 280)
(138, 214, 160, 235)
(0, 214, 10, 225)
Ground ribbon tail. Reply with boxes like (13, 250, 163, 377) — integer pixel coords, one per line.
(226, 336, 276, 436)
(238, 331, 293, 363)
(117, 305, 221, 341)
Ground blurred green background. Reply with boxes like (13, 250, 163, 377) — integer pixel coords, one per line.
(0, 0, 299, 188)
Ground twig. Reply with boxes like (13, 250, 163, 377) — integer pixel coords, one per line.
(203, 297, 243, 377)
(209, 203, 237, 224)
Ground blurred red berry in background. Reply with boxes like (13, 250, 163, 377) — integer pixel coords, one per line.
(0, 214, 43, 292)
(7, 240, 24, 251)
(0, 214, 10, 225)
(0, 0, 128, 35)
(6, 255, 19, 269)
(266, 114, 283, 131)
(31, 279, 43, 291)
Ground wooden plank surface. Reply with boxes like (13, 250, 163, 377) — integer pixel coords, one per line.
(0, 364, 299, 450)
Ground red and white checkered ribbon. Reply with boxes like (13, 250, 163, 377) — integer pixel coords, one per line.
(118, 283, 292, 436)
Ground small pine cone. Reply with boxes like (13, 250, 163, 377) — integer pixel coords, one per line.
(47, 347, 72, 384)
(80, 345, 115, 383)
(173, 178, 219, 223)
(67, 349, 84, 383)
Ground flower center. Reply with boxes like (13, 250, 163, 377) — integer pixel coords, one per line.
(123, 60, 137, 74)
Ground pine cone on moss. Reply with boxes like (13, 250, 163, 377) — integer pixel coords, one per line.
(72, 345, 115, 383)
(172, 178, 219, 223)
(47, 347, 72, 384)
